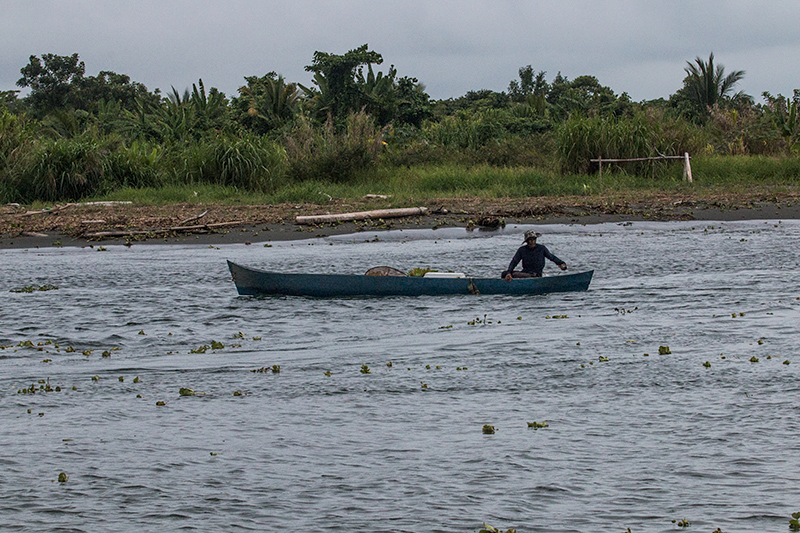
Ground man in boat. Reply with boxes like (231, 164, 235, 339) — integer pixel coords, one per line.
(503, 230, 567, 281)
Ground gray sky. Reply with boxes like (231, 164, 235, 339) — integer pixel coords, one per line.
(2, 1, 798, 103)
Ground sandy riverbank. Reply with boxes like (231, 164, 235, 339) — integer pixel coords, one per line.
(2, 190, 800, 249)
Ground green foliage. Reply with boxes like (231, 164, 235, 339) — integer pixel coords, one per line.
(232, 72, 301, 135)
(71, 70, 157, 114)
(508, 65, 548, 104)
(672, 52, 747, 122)
(705, 105, 775, 155)
(557, 110, 704, 174)
(16, 53, 86, 115)
(14, 135, 107, 201)
(104, 140, 164, 189)
(0, 110, 36, 201)
(304, 44, 384, 124)
(285, 111, 384, 183)
(4, 47, 800, 205)
(691, 154, 800, 185)
(175, 133, 287, 192)
(762, 90, 800, 151)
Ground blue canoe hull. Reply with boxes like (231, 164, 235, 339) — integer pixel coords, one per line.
(227, 261, 593, 297)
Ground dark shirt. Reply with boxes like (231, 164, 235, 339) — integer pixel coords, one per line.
(507, 243, 564, 276)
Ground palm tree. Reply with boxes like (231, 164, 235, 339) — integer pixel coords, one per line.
(236, 74, 301, 134)
(683, 52, 745, 110)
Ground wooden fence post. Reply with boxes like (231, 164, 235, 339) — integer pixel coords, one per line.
(598, 156, 602, 185)
(683, 152, 693, 182)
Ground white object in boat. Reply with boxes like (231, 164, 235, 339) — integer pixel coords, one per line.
(423, 272, 466, 278)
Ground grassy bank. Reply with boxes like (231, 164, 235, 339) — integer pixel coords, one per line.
(54, 155, 798, 209)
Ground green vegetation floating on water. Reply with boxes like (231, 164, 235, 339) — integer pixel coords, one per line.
(789, 511, 800, 531)
(10, 284, 59, 293)
(2, 49, 799, 205)
(479, 524, 516, 533)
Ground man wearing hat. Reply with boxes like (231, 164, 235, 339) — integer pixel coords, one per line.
(502, 230, 567, 281)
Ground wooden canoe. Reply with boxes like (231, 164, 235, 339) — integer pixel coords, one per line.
(227, 261, 593, 297)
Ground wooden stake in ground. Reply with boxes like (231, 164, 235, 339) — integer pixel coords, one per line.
(295, 207, 428, 225)
(683, 152, 693, 182)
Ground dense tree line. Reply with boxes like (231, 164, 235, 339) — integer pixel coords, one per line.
(1, 46, 798, 203)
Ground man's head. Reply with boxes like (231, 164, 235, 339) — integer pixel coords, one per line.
(523, 230, 542, 246)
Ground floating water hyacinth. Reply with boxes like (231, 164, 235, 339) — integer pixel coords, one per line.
(789, 511, 800, 531)
(210, 340, 224, 350)
(658, 346, 671, 355)
(58, 472, 68, 483)
(156, 401, 165, 406)
(703, 361, 711, 368)
(482, 425, 496, 435)
(360, 364, 371, 374)
(479, 524, 516, 533)
(598, 356, 609, 362)
(251, 366, 280, 374)
(133, 376, 140, 383)
(179, 388, 196, 396)
(233, 391, 242, 396)
(323, 371, 331, 376)
(750, 356, 759, 363)
(10, 284, 59, 293)
(527, 421, 549, 429)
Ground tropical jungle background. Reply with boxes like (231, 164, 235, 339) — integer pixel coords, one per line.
(1, 45, 799, 204)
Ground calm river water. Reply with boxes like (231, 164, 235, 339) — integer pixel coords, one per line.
(1, 220, 799, 532)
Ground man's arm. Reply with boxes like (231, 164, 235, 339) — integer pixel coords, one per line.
(507, 248, 523, 273)
(543, 246, 567, 270)
(504, 248, 523, 281)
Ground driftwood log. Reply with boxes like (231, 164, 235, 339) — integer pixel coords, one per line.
(295, 207, 428, 225)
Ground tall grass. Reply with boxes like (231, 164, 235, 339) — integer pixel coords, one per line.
(13, 135, 107, 202)
(285, 111, 385, 183)
(174, 133, 287, 192)
(692, 155, 800, 185)
(104, 140, 163, 189)
(557, 110, 706, 174)
(0, 110, 37, 202)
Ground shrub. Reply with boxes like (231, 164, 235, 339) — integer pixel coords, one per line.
(0, 110, 37, 201)
(176, 133, 287, 192)
(285, 111, 385, 183)
(104, 140, 164, 189)
(14, 135, 108, 202)
(557, 111, 706, 175)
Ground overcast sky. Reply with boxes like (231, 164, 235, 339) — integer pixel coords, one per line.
(2, 1, 798, 103)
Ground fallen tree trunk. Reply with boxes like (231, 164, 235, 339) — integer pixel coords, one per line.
(295, 207, 428, 225)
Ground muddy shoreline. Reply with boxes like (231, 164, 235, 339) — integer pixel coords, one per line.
(2, 191, 800, 249)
